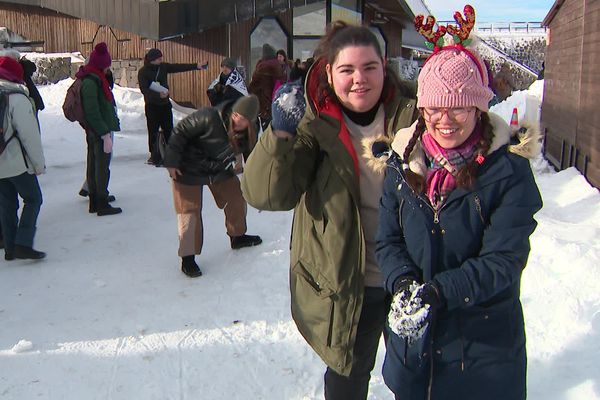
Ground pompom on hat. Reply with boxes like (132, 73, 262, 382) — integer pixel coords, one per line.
(88, 42, 112, 70)
(415, 5, 494, 112)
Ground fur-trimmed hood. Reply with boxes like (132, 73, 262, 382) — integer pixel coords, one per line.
(363, 112, 542, 176)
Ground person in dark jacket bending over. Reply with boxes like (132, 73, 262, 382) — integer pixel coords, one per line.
(163, 95, 263, 278)
(375, 6, 543, 400)
(78, 42, 121, 216)
(138, 48, 208, 166)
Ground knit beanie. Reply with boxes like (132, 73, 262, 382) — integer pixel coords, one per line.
(262, 44, 276, 60)
(415, 2, 494, 114)
(145, 48, 163, 62)
(0, 56, 24, 83)
(221, 57, 237, 70)
(232, 95, 260, 122)
(88, 42, 112, 70)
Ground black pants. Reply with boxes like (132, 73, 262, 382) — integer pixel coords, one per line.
(324, 287, 390, 400)
(86, 132, 111, 209)
(145, 103, 173, 160)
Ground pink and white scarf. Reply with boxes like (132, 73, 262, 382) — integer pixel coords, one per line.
(420, 126, 482, 209)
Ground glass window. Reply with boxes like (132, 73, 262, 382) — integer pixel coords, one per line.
(293, 38, 320, 62)
(249, 18, 289, 78)
(331, 0, 362, 25)
(293, 2, 326, 36)
(369, 26, 386, 58)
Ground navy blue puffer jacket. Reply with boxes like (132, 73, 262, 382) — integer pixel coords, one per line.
(375, 114, 543, 400)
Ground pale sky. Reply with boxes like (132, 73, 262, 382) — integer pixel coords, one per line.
(424, 0, 556, 22)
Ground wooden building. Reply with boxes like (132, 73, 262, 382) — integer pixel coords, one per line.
(0, 0, 427, 108)
(542, 0, 600, 188)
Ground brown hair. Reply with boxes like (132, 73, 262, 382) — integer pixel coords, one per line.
(402, 112, 495, 193)
(227, 115, 258, 156)
(312, 21, 410, 108)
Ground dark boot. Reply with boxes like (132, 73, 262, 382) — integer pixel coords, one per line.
(0, 236, 4, 249)
(181, 255, 202, 277)
(97, 204, 122, 216)
(5, 249, 14, 261)
(230, 234, 263, 250)
(14, 244, 46, 260)
(83, 190, 115, 203)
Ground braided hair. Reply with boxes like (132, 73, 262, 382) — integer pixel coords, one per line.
(402, 112, 495, 194)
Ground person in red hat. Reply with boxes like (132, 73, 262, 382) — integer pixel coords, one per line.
(0, 56, 47, 260)
(137, 48, 208, 166)
(76, 42, 122, 216)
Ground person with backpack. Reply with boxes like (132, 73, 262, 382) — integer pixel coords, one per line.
(0, 56, 46, 260)
(76, 42, 121, 216)
(138, 48, 208, 166)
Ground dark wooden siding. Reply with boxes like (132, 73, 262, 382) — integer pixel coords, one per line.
(0, 1, 282, 108)
(362, 6, 405, 58)
(542, 0, 600, 187)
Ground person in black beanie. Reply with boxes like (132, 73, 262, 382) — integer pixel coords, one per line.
(19, 57, 45, 114)
(138, 48, 209, 166)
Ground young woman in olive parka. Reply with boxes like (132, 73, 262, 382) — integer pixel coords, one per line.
(242, 22, 417, 400)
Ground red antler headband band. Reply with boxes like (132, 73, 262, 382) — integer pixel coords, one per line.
(414, 5, 487, 83)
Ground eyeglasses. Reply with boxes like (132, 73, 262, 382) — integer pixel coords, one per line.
(422, 107, 475, 123)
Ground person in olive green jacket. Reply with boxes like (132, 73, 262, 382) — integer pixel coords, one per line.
(241, 22, 417, 400)
(77, 42, 121, 216)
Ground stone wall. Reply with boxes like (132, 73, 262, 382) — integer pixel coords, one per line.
(108, 59, 144, 88)
(25, 55, 143, 88)
(482, 36, 546, 74)
(33, 57, 73, 84)
(474, 41, 539, 91)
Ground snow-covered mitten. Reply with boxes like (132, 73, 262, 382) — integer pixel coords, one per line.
(102, 133, 113, 154)
(271, 80, 306, 135)
(388, 282, 435, 345)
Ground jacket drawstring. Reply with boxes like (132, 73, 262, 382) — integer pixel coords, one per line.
(458, 313, 465, 371)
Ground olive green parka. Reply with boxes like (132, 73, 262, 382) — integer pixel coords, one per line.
(241, 60, 416, 375)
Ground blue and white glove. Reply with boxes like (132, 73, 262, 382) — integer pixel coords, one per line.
(271, 80, 306, 135)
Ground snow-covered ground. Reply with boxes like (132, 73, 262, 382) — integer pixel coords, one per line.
(0, 78, 599, 399)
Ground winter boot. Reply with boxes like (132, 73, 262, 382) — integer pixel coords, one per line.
(181, 255, 202, 277)
(14, 244, 46, 260)
(230, 234, 263, 250)
(97, 204, 122, 216)
(0, 236, 4, 249)
(82, 190, 115, 203)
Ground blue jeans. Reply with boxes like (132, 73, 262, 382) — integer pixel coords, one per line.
(0, 172, 43, 252)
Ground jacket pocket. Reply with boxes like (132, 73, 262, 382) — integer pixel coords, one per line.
(460, 300, 518, 362)
(291, 259, 336, 347)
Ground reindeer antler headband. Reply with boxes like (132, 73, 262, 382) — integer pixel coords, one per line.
(414, 5, 485, 80)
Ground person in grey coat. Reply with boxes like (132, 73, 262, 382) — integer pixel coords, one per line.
(0, 56, 46, 260)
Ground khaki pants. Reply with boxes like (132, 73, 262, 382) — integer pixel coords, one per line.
(172, 176, 247, 257)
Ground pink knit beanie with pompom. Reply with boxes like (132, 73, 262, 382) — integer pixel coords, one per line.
(417, 46, 493, 112)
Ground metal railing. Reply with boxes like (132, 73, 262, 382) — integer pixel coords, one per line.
(437, 21, 547, 34)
